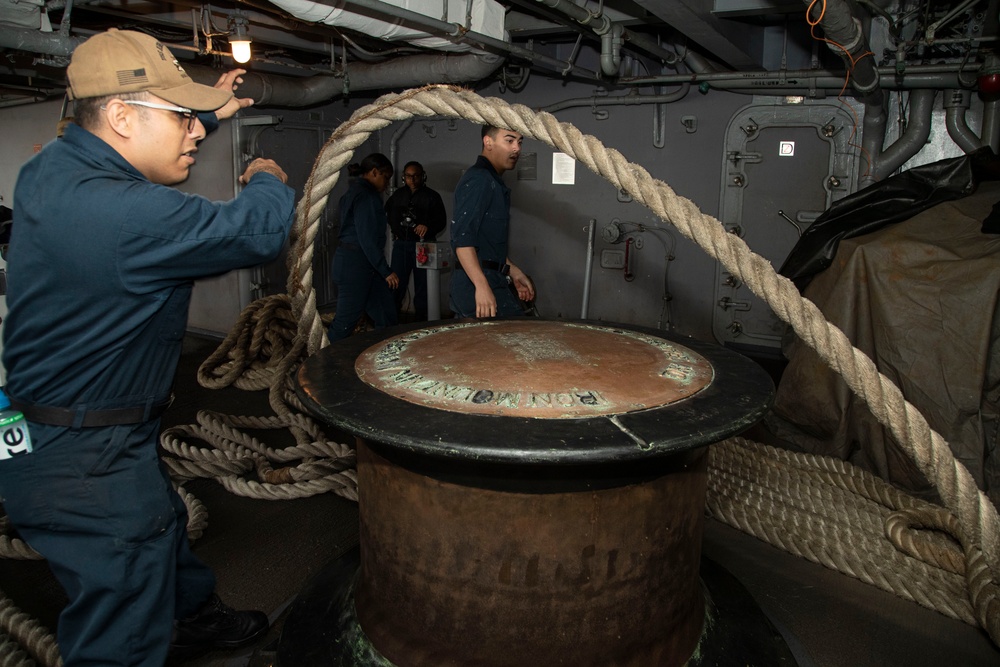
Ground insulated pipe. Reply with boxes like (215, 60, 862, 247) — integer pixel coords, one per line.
(944, 89, 983, 154)
(802, 0, 886, 184)
(0, 24, 85, 56)
(186, 52, 501, 107)
(873, 89, 937, 181)
(802, 0, 880, 99)
(858, 91, 887, 189)
(0, 22, 504, 104)
(58, 0, 74, 37)
(327, 0, 600, 80)
(266, 0, 496, 52)
(682, 50, 720, 74)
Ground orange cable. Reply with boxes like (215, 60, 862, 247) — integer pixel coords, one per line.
(805, 0, 876, 179)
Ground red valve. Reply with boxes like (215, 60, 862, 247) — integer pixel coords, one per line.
(980, 73, 1000, 100)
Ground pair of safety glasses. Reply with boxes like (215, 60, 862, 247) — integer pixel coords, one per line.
(105, 99, 198, 132)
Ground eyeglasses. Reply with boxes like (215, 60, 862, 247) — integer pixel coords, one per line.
(403, 172, 423, 180)
(121, 100, 199, 132)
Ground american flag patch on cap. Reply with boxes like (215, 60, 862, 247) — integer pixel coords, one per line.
(117, 68, 148, 85)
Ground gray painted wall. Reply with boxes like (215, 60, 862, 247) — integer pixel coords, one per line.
(0, 76, 985, 359)
(304, 81, 750, 342)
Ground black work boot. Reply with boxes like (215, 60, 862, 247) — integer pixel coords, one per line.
(169, 594, 269, 659)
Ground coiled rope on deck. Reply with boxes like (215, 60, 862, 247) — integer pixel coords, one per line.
(158, 293, 359, 503)
(708, 437, 990, 630)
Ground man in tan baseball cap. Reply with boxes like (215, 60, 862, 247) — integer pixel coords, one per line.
(0, 28, 294, 666)
(67, 28, 233, 111)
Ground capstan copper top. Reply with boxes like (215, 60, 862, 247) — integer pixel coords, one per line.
(355, 320, 714, 418)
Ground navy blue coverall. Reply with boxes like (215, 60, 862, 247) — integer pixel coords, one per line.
(327, 178, 398, 341)
(450, 155, 521, 318)
(0, 118, 294, 666)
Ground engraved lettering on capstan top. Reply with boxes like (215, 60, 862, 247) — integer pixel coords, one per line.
(494, 392, 519, 408)
(384, 362, 612, 411)
(660, 362, 696, 383)
(359, 320, 714, 417)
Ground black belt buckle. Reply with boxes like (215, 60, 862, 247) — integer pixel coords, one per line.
(481, 259, 509, 275)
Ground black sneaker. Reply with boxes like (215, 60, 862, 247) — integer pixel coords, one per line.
(169, 594, 269, 658)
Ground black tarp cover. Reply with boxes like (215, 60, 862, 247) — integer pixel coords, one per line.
(767, 181, 1000, 506)
(780, 149, 1000, 289)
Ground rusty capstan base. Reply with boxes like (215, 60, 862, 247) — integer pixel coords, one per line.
(278, 547, 798, 667)
(288, 319, 783, 666)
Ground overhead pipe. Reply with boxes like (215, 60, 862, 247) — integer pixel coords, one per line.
(857, 91, 886, 189)
(58, 0, 74, 36)
(286, 0, 602, 80)
(618, 64, 977, 88)
(540, 85, 689, 113)
(872, 89, 937, 182)
(802, 0, 887, 186)
(186, 52, 502, 107)
(33, 0, 585, 84)
(266, 0, 502, 53)
(599, 23, 623, 76)
(653, 84, 691, 147)
(681, 50, 721, 75)
(944, 89, 983, 154)
(531, 0, 679, 71)
(702, 73, 964, 92)
(0, 21, 503, 108)
(802, 0, 880, 102)
(0, 25, 85, 57)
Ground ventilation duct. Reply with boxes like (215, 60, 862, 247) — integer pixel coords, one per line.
(264, 0, 507, 53)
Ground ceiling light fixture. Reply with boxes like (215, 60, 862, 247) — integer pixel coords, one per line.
(228, 13, 252, 64)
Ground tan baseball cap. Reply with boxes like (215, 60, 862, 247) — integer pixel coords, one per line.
(66, 29, 232, 112)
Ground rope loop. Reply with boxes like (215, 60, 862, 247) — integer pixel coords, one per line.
(282, 85, 999, 646)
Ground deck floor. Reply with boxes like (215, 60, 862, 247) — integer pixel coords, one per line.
(1, 333, 997, 666)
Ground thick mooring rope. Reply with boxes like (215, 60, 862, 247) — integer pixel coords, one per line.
(281, 85, 1000, 645)
(158, 293, 359, 503)
(708, 437, 991, 630)
(2, 86, 998, 664)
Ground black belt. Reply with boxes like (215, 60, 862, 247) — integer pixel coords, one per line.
(339, 242, 360, 251)
(480, 260, 510, 275)
(9, 396, 173, 429)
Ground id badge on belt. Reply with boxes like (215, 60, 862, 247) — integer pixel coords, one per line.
(0, 414, 32, 460)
